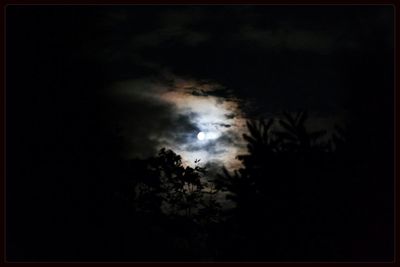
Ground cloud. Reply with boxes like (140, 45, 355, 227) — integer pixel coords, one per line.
(108, 74, 248, 172)
(127, 9, 210, 49)
(236, 25, 337, 54)
(108, 78, 199, 159)
(215, 123, 231, 128)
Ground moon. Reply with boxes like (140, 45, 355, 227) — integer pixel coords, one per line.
(197, 131, 205, 140)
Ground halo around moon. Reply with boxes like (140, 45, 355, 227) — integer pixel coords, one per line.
(197, 131, 205, 140)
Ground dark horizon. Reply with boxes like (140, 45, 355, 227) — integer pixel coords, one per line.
(5, 5, 395, 262)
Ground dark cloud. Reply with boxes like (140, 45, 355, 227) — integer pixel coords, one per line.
(191, 90, 209, 97)
(182, 130, 240, 158)
(184, 140, 228, 154)
(109, 79, 200, 159)
(215, 123, 231, 128)
(95, 5, 392, 165)
(236, 25, 337, 54)
(224, 113, 235, 119)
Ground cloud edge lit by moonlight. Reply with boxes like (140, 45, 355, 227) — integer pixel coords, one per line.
(108, 74, 249, 172)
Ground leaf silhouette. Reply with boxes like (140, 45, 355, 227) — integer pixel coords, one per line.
(309, 130, 327, 141)
(297, 110, 308, 127)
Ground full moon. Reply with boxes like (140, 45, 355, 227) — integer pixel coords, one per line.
(197, 131, 205, 140)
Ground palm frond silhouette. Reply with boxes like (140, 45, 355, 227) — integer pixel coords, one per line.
(274, 110, 327, 151)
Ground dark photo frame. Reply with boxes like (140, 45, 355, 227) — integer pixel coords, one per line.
(2, 1, 397, 265)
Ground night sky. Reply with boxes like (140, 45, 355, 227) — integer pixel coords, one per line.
(6, 5, 394, 261)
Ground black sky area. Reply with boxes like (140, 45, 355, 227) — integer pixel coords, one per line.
(5, 5, 394, 262)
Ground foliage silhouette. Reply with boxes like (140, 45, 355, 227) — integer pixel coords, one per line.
(8, 108, 392, 262)
(214, 110, 348, 260)
(127, 148, 216, 218)
(102, 109, 392, 261)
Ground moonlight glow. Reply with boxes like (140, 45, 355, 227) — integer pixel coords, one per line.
(197, 131, 220, 141)
(156, 78, 248, 169)
(197, 131, 205, 140)
(112, 77, 248, 170)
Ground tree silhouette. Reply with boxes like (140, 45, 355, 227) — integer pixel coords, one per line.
(83, 110, 389, 261)
(214, 110, 339, 260)
(108, 148, 225, 260)
(123, 149, 201, 217)
(274, 110, 328, 152)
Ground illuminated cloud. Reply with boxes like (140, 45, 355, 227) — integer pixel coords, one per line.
(109, 74, 248, 172)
